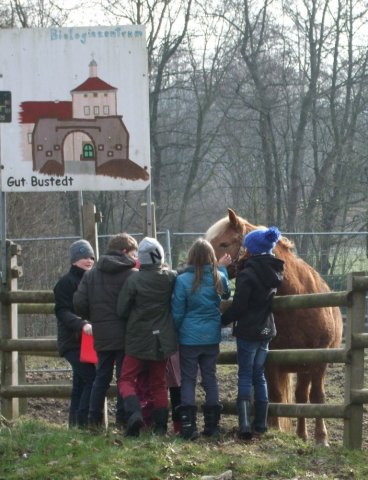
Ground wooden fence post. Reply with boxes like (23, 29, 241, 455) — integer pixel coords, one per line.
(343, 272, 367, 449)
(81, 202, 101, 259)
(0, 241, 22, 419)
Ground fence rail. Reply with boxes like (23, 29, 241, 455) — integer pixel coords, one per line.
(1, 234, 368, 448)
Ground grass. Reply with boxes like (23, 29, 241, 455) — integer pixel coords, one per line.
(1, 418, 368, 480)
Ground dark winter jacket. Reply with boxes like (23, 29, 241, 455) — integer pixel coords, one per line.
(73, 250, 136, 352)
(54, 265, 88, 356)
(222, 254, 284, 341)
(116, 265, 177, 361)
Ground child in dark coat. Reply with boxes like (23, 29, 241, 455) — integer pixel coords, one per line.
(73, 233, 138, 429)
(54, 239, 96, 428)
(222, 227, 284, 440)
(117, 237, 177, 436)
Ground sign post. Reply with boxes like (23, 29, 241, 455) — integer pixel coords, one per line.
(0, 84, 10, 283)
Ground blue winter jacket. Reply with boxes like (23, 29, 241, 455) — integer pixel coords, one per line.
(171, 265, 231, 345)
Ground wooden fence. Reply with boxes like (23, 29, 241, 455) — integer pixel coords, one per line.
(1, 228, 368, 448)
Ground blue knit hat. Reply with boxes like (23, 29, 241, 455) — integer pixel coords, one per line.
(243, 227, 281, 255)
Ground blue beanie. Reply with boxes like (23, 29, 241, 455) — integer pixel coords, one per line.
(243, 227, 281, 255)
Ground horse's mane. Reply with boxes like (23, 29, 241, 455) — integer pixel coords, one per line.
(205, 211, 294, 252)
(205, 217, 232, 242)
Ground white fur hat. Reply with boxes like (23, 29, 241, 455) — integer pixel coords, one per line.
(138, 237, 164, 265)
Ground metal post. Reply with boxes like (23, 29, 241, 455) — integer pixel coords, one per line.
(78, 191, 84, 239)
(145, 184, 153, 237)
(0, 107, 7, 285)
(0, 191, 6, 284)
(165, 229, 172, 268)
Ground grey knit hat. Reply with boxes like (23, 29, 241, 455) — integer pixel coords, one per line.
(69, 239, 95, 264)
(138, 237, 164, 265)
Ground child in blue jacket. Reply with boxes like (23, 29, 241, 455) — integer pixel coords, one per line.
(171, 238, 231, 439)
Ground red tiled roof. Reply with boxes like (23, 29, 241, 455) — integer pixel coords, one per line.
(71, 76, 117, 92)
(19, 101, 72, 123)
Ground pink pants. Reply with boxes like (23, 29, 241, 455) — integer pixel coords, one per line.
(118, 355, 168, 409)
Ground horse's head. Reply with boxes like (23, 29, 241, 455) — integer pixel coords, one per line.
(206, 208, 296, 279)
(205, 208, 257, 277)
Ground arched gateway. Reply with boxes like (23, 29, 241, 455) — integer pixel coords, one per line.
(32, 116, 148, 181)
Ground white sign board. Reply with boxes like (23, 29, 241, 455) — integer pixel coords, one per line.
(0, 26, 150, 192)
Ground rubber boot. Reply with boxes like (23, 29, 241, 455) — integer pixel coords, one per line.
(202, 404, 222, 437)
(124, 395, 144, 437)
(177, 405, 199, 441)
(115, 416, 127, 430)
(237, 399, 253, 441)
(253, 401, 269, 436)
(88, 411, 104, 433)
(68, 411, 78, 429)
(170, 386, 181, 434)
(115, 409, 128, 430)
(173, 420, 181, 433)
(77, 410, 89, 429)
(152, 408, 169, 435)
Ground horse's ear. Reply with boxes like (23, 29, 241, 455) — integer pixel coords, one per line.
(228, 208, 238, 227)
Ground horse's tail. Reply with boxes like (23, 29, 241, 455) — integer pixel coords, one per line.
(267, 368, 293, 432)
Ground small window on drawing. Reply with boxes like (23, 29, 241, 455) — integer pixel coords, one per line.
(94, 106, 99, 115)
(103, 105, 109, 115)
(83, 143, 94, 159)
(84, 106, 90, 116)
(27, 133, 32, 144)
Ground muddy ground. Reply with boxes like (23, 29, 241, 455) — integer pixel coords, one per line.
(22, 352, 368, 449)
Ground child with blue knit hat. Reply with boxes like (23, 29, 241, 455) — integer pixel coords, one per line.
(222, 226, 284, 441)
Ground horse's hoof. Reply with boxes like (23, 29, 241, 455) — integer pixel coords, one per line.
(316, 439, 330, 447)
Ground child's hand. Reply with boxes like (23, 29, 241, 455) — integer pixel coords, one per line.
(218, 253, 232, 267)
(83, 323, 93, 336)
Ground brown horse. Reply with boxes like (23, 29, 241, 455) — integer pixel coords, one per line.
(205, 209, 343, 446)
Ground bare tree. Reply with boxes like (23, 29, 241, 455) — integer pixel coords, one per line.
(98, 0, 193, 224)
(0, 0, 75, 27)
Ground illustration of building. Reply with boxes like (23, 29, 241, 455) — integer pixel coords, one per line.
(19, 60, 149, 181)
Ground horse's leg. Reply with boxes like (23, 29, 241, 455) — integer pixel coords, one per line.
(309, 363, 329, 447)
(295, 371, 311, 442)
(266, 365, 292, 432)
